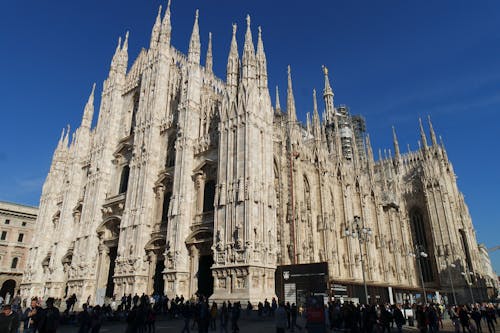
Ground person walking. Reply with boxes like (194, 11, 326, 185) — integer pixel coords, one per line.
(0, 304, 20, 333)
(471, 307, 482, 333)
(459, 306, 472, 333)
(485, 304, 496, 333)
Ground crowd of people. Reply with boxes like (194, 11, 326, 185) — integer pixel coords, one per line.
(0, 291, 498, 333)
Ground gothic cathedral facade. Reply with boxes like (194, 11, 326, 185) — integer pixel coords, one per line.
(21, 4, 490, 304)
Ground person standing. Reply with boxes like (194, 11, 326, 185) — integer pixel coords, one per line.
(0, 304, 20, 333)
(23, 298, 43, 333)
(416, 305, 428, 333)
(210, 302, 218, 331)
(230, 302, 240, 333)
(78, 303, 92, 333)
(393, 304, 406, 333)
(40, 297, 61, 333)
(290, 303, 302, 332)
(220, 302, 228, 333)
(275, 302, 288, 333)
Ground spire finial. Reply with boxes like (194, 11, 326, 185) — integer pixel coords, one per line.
(206, 32, 213, 73)
(312, 89, 321, 138)
(188, 9, 201, 64)
(419, 117, 428, 148)
(116, 36, 122, 52)
(392, 125, 401, 160)
(275, 85, 281, 111)
(150, 5, 162, 48)
(232, 23, 237, 35)
(122, 31, 129, 52)
(322, 65, 334, 123)
(195, 8, 199, 19)
(287, 65, 297, 122)
(246, 14, 251, 27)
(313, 89, 318, 113)
(427, 115, 438, 146)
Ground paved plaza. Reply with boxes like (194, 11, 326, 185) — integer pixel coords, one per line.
(52, 314, 499, 333)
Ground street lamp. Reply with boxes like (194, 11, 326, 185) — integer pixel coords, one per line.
(461, 269, 475, 304)
(345, 215, 372, 304)
(409, 245, 428, 304)
(448, 263, 458, 305)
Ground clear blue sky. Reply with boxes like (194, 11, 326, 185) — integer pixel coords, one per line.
(0, 1, 499, 272)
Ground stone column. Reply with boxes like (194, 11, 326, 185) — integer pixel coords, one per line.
(189, 245, 199, 297)
(96, 244, 110, 289)
(146, 251, 157, 294)
(195, 173, 206, 215)
(155, 185, 165, 224)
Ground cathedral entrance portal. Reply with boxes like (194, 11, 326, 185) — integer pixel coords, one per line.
(186, 229, 214, 299)
(198, 255, 214, 298)
(153, 256, 165, 295)
(105, 247, 117, 297)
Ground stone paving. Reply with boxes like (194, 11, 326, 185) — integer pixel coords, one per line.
(52, 314, 500, 333)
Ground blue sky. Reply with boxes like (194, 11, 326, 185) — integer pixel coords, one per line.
(0, 1, 498, 272)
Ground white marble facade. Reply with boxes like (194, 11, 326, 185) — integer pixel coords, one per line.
(21, 3, 493, 306)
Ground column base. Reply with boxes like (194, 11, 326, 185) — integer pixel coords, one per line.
(211, 266, 276, 305)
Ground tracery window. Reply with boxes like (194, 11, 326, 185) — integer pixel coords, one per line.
(410, 208, 434, 282)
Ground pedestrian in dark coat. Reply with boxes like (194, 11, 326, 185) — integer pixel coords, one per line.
(39, 297, 60, 333)
(0, 304, 20, 333)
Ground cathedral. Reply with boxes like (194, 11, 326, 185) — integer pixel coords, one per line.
(21, 2, 494, 305)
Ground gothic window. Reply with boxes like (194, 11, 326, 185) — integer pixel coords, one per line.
(18, 233, 24, 242)
(119, 165, 130, 194)
(130, 93, 139, 135)
(0, 231, 6, 240)
(11, 257, 18, 269)
(304, 176, 311, 210)
(459, 229, 473, 272)
(410, 208, 434, 282)
(203, 180, 216, 213)
(161, 192, 172, 223)
(166, 134, 176, 168)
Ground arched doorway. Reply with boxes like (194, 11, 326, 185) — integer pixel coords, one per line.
(96, 217, 121, 298)
(0, 279, 16, 299)
(186, 229, 214, 299)
(145, 237, 167, 296)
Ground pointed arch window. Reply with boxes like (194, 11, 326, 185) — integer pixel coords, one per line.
(304, 176, 311, 210)
(410, 208, 434, 282)
(119, 165, 130, 194)
(203, 180, 216, 213)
